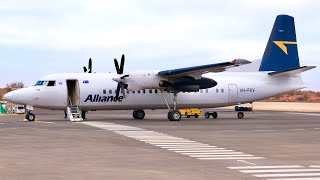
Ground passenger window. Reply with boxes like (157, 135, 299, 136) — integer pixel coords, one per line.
(206, 89, 209, 93)
(137, 90, 140, 94)
(221, 89, 224, 93)
(216, 89, 219, 93)
(143, 90, 145, 94)
(109, 90, 112, 94)
(155, 89, 158, 93)
(132, 91, 135, 94)
(200, 89, 203, 93)
(47, 81, 56, 86)
(103, 90, 106, 94)
(149, 89, 153, 93)
(127, 90, 130, 94)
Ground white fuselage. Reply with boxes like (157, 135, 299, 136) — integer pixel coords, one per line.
(8, 71, 305, 111)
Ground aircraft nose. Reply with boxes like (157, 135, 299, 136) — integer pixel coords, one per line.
(3, 91, 14, 102)
(3, 88, 34, 105)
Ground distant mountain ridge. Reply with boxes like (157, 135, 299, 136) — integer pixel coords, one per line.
(264, 90, 320, 102)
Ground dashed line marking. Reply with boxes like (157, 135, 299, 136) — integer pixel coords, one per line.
(252, 130, 276, 132)
(174, 149, 232, 153)
(237, 160, 257, 165)
(182, 152, 243, 155)
(267, 177, 320, 180)
(289, 129, 305, 131)
(228, 165, 320, 179)
(199, 157, 264, 160)
(255, 173, 320, 178)
(240, 169, 320, 173)
(80, 121, 265, 161)
(228, 165, 304, 169)
(286, 112, 320, 117)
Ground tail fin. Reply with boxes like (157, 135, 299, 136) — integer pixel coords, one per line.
(259, 15, 300, 71)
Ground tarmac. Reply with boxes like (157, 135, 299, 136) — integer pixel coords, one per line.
(1, 109, 320, 180)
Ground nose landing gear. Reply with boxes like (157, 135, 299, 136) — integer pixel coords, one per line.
(25, 111, 36, 121)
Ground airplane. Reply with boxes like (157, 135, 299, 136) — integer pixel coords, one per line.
(3, 14, 316, 122)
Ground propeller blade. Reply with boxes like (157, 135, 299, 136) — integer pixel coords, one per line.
(119, 54, 125, 74)
(121, 74, 129, 79)
(114, 58, 120, 74)
(116, 83, 121, 98)
(120, 82, 126, 98)
(83, 66, 87, 73)
(88, 58, 92, 73)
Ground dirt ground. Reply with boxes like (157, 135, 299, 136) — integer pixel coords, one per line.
(220, 102, 320, 113)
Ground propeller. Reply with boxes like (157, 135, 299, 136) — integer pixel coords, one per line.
(113, 54, 128, 98)
(83, 58, 92, 73)
(114, 54, 125, 74)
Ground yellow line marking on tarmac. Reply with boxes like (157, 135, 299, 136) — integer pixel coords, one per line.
(22, 119, 55, 124)
(38, 121, 55, 124)
(0, 114, 23, 116)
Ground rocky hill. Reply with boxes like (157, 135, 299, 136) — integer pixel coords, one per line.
(264, 90, 320, 102)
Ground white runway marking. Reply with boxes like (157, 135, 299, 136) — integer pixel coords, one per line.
(255, 173, 320, 178)
(182, 152, 243, 155)
(199, 157, 264, 160)
(189, 154, 254, 158)
(228, 165, 304, 169)
(286, 112, 320, 117)
(81, 121, 264, 161)
(267, 178, 320, 180)
(174, 149, 232, 153)
(241, 169, 320, 173)
(237, 160, 257, 165)
(228, 165, 320, 179)
(289, 129, 305, 131)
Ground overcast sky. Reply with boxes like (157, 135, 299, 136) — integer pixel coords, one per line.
(0, 0, 319, 90)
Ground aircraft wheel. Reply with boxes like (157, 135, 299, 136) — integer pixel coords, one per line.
(212, 112, 218, 119)
(194, 114, 198, 118)
(133, 109, 145, 119)
(132, 110, 137, 119)
(204, 112, 210, 119)
(26, 113, 35, 121)
(237, 112, 244, 119)
(168, 110, 181, 121)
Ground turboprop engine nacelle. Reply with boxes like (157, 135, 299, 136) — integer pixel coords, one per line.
(125, 71, 166, 91)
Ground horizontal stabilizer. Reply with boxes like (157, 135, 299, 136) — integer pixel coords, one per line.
(268, 66, 316, 77)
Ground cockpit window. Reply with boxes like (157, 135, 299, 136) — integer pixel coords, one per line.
(35, 81, 44, 86)
(34, 80, 54, 86)
(47, 81, 56, 86)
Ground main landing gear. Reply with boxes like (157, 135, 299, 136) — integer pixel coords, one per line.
(162, 91, 181, 121)
(131, 91, 182, 121)
(133, 109, 145, 119)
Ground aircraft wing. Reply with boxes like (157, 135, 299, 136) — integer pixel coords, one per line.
(157, 59, 251, 79)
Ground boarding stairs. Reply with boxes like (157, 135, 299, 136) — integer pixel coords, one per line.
(67, 105, 83, 122)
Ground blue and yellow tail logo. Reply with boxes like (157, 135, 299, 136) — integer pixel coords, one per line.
(259, 15, 300, 71)
(273, 41, 297, 55)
